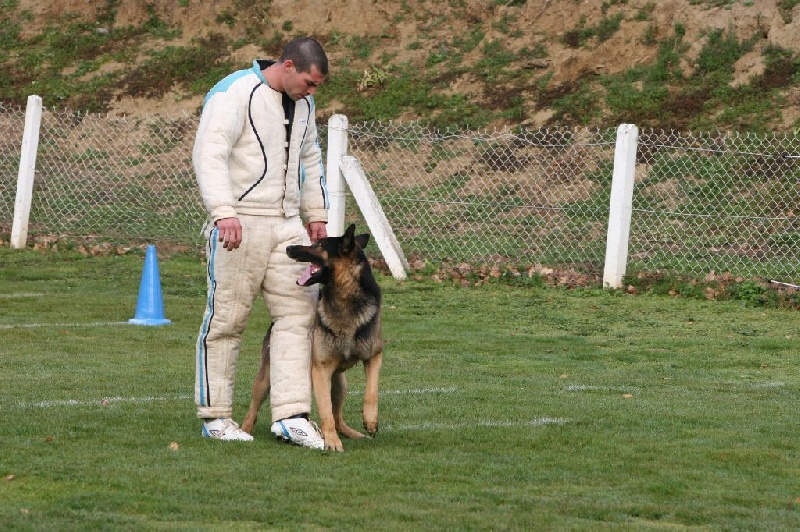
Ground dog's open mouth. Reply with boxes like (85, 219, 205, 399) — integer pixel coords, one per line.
(296, 264, 321, 286)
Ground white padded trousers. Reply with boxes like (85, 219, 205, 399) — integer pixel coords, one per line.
(195, 214, 317, 422)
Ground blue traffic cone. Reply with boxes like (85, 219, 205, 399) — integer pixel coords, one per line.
(129, 244, 171, 326)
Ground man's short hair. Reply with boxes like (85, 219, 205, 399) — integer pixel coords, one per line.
(281, 37, 329, 76)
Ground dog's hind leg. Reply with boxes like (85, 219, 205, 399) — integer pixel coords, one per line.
(241, 325, 273, 434)
(333, 371, 366, 440)
(362, 351, 383, 437)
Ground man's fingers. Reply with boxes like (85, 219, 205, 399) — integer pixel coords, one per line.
(215, 218, 242, 250)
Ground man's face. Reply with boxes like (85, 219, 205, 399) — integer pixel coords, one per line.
(283, 61, 325, 101)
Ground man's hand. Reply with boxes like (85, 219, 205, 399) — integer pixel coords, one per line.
(215, 217, 242, 250)
(307, 221, 327, 243)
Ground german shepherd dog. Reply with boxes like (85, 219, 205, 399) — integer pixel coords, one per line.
(241, 224, 383, 452)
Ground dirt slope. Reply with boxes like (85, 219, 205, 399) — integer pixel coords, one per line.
(13, 0, 800, 128)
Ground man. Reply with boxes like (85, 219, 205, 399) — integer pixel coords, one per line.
(192, 37, 329, 448)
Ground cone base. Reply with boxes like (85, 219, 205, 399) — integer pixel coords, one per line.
(128, 318, 172, 326)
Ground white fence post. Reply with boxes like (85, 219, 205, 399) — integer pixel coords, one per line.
(326, 114, 349, 237)
(341, 155, 408, 280)
(602, 124, 638, 288)
(10, 95, 43, 249)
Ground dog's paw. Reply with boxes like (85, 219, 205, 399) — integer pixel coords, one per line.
(364, 422, 378, 437)
(324, 437, 344, 452)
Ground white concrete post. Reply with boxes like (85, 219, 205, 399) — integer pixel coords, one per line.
(341, 155, 408, 280)
(602, 124, 638, 288)
(326, 114, 349, 237)
(10, 95, 43, 249)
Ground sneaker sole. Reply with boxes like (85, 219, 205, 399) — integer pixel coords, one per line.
(202, 428, 253, 442)
(273, 434, 324, 449)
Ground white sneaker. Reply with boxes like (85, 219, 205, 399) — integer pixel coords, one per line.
(271, 417, 324, 449)
(202, 418, 254, 442)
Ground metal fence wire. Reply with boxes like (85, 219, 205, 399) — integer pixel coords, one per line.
(345, 122, 617, 272)
(12, 107, 206, 245)
(1, 104, 799, 282)
(630, 130, 800, 280)
(0, 105, 27, 226)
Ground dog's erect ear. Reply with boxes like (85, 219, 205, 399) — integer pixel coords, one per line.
(342, 223, 356, 254)
(355, 233, 370, 249)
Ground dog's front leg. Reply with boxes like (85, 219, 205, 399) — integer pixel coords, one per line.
(333, 372, 366, 440)
(362, 351, 382, 437)
(241, 328, 272, 434)
(311, 360, 344, 451)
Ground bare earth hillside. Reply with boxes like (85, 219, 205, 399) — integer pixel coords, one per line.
(13, 0, 800, 129)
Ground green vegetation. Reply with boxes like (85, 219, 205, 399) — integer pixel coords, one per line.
(563, 13, 625, 47)
(1, 246, 800, 528)
(0, 1, 799, 130)
(588, 21, 796, 132)
(778, 0, 800, 22)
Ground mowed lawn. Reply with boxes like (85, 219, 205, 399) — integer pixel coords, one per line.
(1, 246, 799, 530)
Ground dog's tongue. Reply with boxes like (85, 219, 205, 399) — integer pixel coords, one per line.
(297, 265, 315, 286)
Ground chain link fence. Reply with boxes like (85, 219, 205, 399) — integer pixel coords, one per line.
(346, 122, 616, 272)
(1, 103, 799, 282)
(0, 105, 27, 230)
(0, 104, 206, 246)
(630, 130, 800, 281)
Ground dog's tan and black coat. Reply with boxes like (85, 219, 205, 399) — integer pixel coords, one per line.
(241, 224, 383, 451)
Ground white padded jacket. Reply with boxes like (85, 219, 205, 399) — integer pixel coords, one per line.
(193, 59, 328, 224)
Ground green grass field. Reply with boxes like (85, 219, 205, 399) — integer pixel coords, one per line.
(1, 246, 799, 530)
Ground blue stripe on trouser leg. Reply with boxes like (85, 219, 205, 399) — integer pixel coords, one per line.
(195, 225, 218, 408)
(195, 215, 266, 420)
